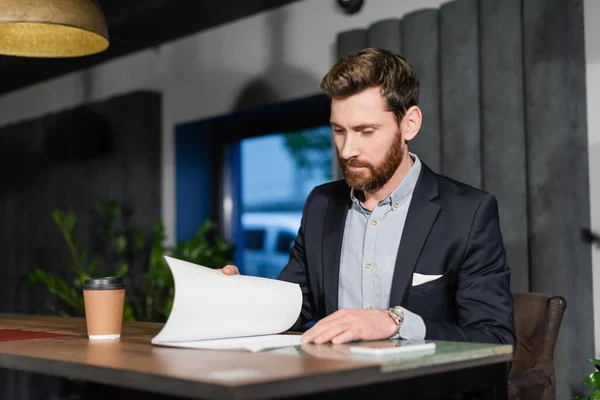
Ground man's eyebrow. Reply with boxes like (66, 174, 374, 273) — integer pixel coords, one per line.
(351, 124, 380, 131)
(330, 122, 380, 130)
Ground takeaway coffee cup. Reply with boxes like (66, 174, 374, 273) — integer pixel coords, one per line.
(82, 276, 126, 340)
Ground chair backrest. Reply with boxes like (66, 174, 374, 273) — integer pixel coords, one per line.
(509, 292, 567, 376)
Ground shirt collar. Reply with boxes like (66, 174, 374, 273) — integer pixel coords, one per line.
(349, 152, 422, 211)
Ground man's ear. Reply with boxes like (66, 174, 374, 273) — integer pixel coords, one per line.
(401, 106, 422, 141)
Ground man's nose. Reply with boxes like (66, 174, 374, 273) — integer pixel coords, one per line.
(339, 135, 360, 161)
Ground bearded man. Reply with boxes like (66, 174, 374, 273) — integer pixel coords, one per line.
(222, 48, 515, 347)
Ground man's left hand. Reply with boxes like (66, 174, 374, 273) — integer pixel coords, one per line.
(300, 308, 398, 344)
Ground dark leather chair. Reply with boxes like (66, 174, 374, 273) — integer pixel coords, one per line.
(508, 292, 567, 400)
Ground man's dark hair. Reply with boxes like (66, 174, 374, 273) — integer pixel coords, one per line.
(321, 47, 420, 123)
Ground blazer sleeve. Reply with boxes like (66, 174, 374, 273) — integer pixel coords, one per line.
(422, 194, 516, 346)
(277, 189, 317, 331)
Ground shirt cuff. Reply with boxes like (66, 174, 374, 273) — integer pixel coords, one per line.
(389, 307, 426, 340)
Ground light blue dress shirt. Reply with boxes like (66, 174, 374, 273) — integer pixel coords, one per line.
(338, 153, 426, 339)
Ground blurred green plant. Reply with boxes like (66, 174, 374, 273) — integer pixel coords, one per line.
(572, 359, 600, 400)
(24, 199, 235, 323)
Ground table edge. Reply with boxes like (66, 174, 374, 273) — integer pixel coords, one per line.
(0, 352, 230, 399)
(231, 352, 512, 399)
(0, 348, 512, 399)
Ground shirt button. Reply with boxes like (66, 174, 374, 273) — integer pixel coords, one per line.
(394, 202, 399, 208)
(366, 263, 371, 269)
(372, 220, 377, 226)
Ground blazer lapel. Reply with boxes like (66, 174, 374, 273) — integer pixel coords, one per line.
(322, 189, 350, 316)
(389, 165, 441, 307)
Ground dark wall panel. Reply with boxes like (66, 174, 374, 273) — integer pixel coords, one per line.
(403, 9, 442, 173)
(440, 0, 481, 188)
(523, 0, 592, 398)
(336, 29, 367, 59)
(367, 19, 402, 54)
(480, 0, 529, 292)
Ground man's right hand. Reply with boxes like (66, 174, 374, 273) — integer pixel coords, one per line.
(219, 265, 240, 275)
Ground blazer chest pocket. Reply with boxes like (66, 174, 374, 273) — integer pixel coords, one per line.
(408, 271, 452, 297)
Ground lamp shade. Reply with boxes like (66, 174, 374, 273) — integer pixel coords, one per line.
(0, 0, 109, 58)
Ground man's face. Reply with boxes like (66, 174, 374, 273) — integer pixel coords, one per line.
(330, 87, 405, 192)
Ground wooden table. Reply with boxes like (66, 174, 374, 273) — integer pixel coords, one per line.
(0, 315, 512, 399)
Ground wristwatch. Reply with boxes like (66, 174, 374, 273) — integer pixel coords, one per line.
(388, 306, 405, 335)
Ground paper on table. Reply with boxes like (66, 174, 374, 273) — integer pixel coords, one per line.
(155, 334, 302, 352)
(151, 256, 303, 350)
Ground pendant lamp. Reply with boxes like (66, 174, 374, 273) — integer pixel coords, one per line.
(0, 0, 109, 58)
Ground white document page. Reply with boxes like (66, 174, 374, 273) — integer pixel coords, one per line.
(151, 256, 303, 351)
(156, 334, 302, 352)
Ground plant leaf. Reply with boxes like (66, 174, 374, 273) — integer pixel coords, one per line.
(586, 372, 600, 389)
(115, 235, 127, 255)
(115, 262, 129, 277)
(50, 210, 64, 226)
(27, 269, 84, 315)
(132, 227, 146, 251)
(122, 300, 136, 322)
(63, 211, 77, 233)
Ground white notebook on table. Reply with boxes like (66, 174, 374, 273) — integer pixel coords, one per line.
(151, 256, 303, 352)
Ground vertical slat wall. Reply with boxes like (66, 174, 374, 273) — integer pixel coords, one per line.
(367, 19, 402, 54)
(403, 9, 442, 173)
(480, 0, 529, 292)
(440, 0, 481, 189)
(336, 29, 367, 59)
(335, 0, 592, 396)
(523, 0, 592, 397)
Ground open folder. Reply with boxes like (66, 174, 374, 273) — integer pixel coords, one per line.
(151, 256, 303, 352)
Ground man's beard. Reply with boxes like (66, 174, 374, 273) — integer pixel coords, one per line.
(339, 133, 405, 192)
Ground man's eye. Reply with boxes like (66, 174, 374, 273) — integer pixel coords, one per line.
(362, 130, 374, 135)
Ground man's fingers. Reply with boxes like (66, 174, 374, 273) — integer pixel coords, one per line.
(311, 324, 349, 345)
(302, 316, 351, 344)
(331, 329, 357, 344)
(221, 265, 240, 275)
(302, 322, 333, 344)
